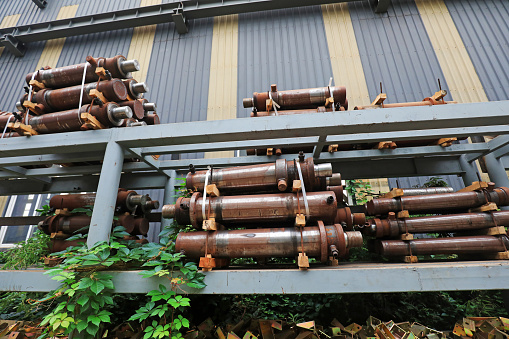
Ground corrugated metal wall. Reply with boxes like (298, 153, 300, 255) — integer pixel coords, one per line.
(237, 6, 333, 118)
(445, 0, 509, 101)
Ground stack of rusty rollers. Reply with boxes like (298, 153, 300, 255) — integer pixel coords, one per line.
(162, 158, 366, 271)
(38, 188, 159, 253)
(242, 84, 459, 154)
(243, 84, 348, 156)
(0, 54, 158, 138)
(362, 182, 509, 262)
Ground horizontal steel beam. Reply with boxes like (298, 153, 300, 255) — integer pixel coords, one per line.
(2, 101, 508, 158)
(0, 172, 167, 195)
(0, 216, 46, 226)
(1, 261, 508, 293)
(0, 0, 379, 56)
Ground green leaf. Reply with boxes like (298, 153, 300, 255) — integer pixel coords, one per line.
(78, 277, 94, 290)
(76, 295, 89, 306)
(87, 315, 101, 327)
(90, 281, 105, 294)
(86, 323, 99, 336)
(77, 320, 88, 333)
(103, 295, 114, 305)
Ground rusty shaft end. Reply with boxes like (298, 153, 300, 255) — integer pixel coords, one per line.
(314, 163, 333, 177)
(132, 82, 149, 95)
(120, 59, 140, 73)
(243, 97, 254, 108)
(326, 173, 342, 186)
(345, 231, 363, 248)
(143, 102, 157, 112)
(162, 204, 176, 218)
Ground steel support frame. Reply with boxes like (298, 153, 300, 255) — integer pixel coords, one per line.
(0, 0, 391, 56)
(1, 102, 509, 292)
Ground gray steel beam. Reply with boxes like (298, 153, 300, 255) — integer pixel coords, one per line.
(162, 170, 177, 231)
(2, 102, 509, 158)
(0, 0, 372, 55)
(467, 135, 509, 161)
(1, 166, 51, 184)
(484, 153, 509, 212)
(1, 261, 508, 294)
(459, 154, 480, 186)
(87, 141, 124, 248)
(313, 135, 327, 159)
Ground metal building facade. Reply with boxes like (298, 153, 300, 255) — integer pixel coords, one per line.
(1, 0, 508, 243)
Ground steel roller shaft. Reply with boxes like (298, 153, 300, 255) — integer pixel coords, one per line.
(175, 222, 363, 262)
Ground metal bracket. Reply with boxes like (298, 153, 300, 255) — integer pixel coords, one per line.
(1, 34, 26, 57)
(31, 0, 48, 9)
(172, 7, 188, 34)
(371, 0, 391, 13)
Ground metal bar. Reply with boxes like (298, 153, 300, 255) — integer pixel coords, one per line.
(492, 145, 509, 159)
(313, 135, 327, 159)
(484, 153, 509, 211)
(0, 216, 46, 226)
(459, 154, 480, 186)
(467, 135, 509, 161)
(0, 151, 126, 167)
(87, 140, 124, 248)
(0, 0, 369, 55)
(2, 166, 51, 184)
(1, 261, 508, 293)
(162, 170, 177, 231)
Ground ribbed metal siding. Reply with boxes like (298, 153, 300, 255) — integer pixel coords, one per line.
(445, 0, 509, 101)
(348, 0, 464, 190)
(237, 6, 334, 118)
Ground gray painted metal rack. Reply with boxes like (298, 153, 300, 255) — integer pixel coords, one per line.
(1, 101, 509, 293)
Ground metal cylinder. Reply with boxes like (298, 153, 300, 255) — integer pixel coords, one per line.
(365, 187, 509, 215)
(326, 173, 342, 186)
(32, 79, 128, 113)
(123, 79, 147, 99)
(243, 86, 347, 111)
(326, 186, 344, 203)
(186, 158, 330, 194)
(0, 112, 17, 130)
(26, 55, 137, 89)
(398, 187, 455, 196)
(163, 191, 338, 228)
(143, 102, 157, 112)
(118, 99, 145, 119)
(335, 207, 366, 229)
(50, 189, 158, 213)
(142, 113, 160, 125)
(175, 222, 363, 262)
(111, 106, 133, 120)
(354, 98, 455, 110)
(375, 235, 509, 256)
(120, 59, 141, 73)
(314, 163, 333, 178)
(367, 211, 509, 238)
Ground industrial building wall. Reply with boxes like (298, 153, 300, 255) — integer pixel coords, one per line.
(1, 0, 508, 242)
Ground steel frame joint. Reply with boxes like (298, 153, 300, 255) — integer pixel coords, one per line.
(172, 7, 188, 34)
(31, 0, 48, 9)
(1, 34, 26, 57)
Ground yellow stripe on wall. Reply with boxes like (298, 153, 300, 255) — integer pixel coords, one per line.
(35, 5, 79, 70)
(415, 0, 488, 104)
(0, 14, 21, 57)
(126, 0, 161, 83)
(321, 4, 371, 108)
(205, 14, 239, 159)
(322, 4, 389, 193)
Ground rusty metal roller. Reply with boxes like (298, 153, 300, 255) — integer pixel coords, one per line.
(39, 214, 147, 236)
(186, 158, 332, 194)
(50, 189, 159, 213)
(366, 211, 509, 238)
(250, 107, 334, 117)
(162, 191, 338, 228)
(122, 79, 148, 99)
(25, 55, 139, 89)
(0, 112, 18, 130)
(375, 235, 509, 256)
(31, 79, 128, 113)
(175, 222, 363, 262)
(28, 103, 132, 133)
(364, 187, 509, 216)
(243, 85, 347, 111)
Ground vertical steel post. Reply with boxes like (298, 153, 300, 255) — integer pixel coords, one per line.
(161, 170, 177, 231)
(87, 141, 124, 248)
(459, 154, 480, 187)
(484, 153, 509, 211)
